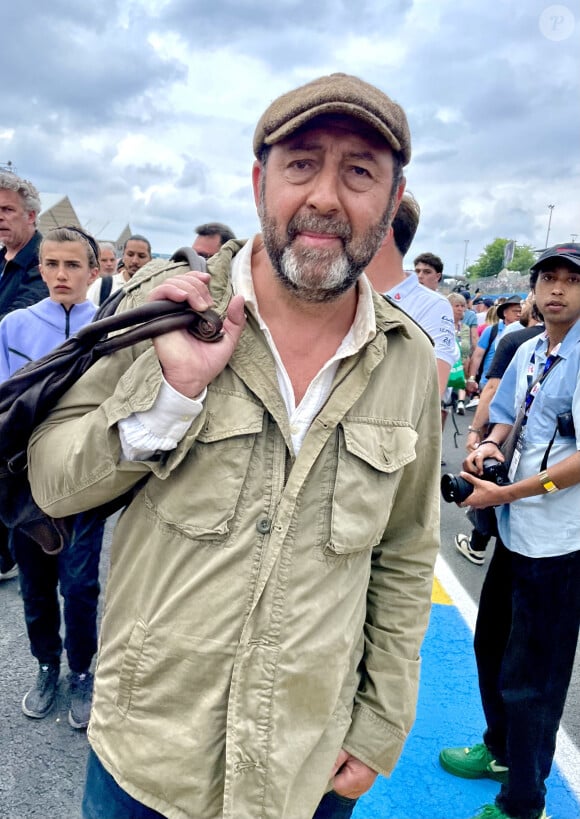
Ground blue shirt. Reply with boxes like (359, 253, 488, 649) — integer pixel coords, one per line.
(490, 320, 580, 557)
(463, 308, 478, 331)
(0, 297, 96, 381)
(477, 321, 505, 387)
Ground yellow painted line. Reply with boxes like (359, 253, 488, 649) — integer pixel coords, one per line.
(432, 576, 452, 605)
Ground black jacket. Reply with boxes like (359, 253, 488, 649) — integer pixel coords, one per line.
(0, 231, 48, 321)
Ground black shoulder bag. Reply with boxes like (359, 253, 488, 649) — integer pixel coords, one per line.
(0, 248, 221, 555)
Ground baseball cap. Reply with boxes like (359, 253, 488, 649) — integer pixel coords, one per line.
(473, 296, 494, 307)
(253, 73, 411, 165)
(459, 289, 471, 301)
(530, 243, 580, 272)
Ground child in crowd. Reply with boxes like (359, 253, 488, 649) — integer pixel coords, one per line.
(0, 226, 105, 729)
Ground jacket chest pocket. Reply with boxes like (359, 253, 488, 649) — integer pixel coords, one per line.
(325, 421, 418, 556)
(144, 396, 264, 543)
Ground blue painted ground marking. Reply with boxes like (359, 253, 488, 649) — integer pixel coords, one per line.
(352, 602, 580, 819)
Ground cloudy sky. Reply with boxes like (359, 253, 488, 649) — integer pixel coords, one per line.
(2, 0, 578, 274)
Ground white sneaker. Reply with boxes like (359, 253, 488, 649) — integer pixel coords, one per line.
(454, 533, 485, 565)
(456, 400, 465, 415)
(466, 397, 480, 409)
(0, 562, 18, 581)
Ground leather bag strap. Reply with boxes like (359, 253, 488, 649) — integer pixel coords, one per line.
(76, 301, 223, 356)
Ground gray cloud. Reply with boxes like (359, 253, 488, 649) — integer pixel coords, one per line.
(2, 1, 186, 129)
(1, 0, 578, 266)
(160, 0, 412, 58)
(176, 158, 209, 191)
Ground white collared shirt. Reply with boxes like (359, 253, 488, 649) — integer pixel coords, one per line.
(386, 272, 456, 367)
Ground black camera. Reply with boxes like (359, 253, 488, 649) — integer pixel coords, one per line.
(441, 457, 510, 504)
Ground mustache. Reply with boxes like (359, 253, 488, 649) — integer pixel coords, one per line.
(286, 213, 352, 243)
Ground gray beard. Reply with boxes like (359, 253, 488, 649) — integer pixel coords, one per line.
(277, 243, 359, 303)
(261, 206, 394, 304)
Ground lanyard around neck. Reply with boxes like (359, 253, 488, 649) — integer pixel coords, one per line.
(523, 339, 562, 422)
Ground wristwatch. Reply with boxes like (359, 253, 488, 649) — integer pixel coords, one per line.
(538, 470, 559, 493)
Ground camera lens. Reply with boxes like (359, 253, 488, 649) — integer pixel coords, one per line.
(440, 473, 474, 504)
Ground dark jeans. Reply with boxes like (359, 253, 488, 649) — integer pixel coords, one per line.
(466, 505, 497, 546)
(83, 749, 166, 819)
(470, 528, 492, 553)
(11, 511, 104, 673)
(0, 521, 15, 572)
(83, 749, 358, 819)
(474, 538, 580, 819)
(312, 790, 358, 818)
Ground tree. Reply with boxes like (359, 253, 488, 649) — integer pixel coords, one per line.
(509, 244, 536, 273)
(466, 239, 536, 279)
(466, 239, 506, 278)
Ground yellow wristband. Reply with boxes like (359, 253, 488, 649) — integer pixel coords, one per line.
(538, 470, 559, 493)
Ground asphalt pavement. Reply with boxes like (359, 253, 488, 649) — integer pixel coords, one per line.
(0, 408, 578, 818)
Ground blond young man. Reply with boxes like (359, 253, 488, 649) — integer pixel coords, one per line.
(0, 227, 104, 730)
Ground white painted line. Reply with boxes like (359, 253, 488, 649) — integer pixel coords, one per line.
(554, 722, 580, 798)
(435, 552, 478, 631)
(435, 552, 580, 801)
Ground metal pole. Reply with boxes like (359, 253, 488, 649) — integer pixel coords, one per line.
(462, 239, 469, 275)
(545, 204, 555, 248)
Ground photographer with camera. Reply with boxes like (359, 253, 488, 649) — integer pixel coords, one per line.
(449, 295, 544, 566)
(439, 243, 580, 819)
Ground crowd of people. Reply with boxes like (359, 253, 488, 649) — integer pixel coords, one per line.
(1, 70, 579, 819)
(0, 173, 239, 731)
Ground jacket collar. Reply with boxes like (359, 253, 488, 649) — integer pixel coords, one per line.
(207, 238, 411, 342)
(0, 230, 42, 273)
(373, 291, 413, 339)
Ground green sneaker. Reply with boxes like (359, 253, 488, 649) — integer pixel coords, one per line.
(470, 805, 547, 819)
(439, 742, 509, 783)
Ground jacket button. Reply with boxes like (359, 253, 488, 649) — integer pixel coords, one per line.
(256, 517, 271, 534)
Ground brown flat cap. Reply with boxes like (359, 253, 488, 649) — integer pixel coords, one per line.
(253, 72, 411, 165)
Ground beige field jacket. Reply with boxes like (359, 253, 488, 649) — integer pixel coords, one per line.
(29, 242, 441, 819)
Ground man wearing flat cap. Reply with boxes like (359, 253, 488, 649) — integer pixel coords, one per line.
(440, 243, 580, 819)
(29, 73, 440, 819)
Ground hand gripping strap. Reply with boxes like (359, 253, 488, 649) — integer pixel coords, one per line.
(77, 300, 223, 357)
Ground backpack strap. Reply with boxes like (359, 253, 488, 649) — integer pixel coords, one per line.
(477, 322, 500, 381)
(98, 274, 113, 305)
